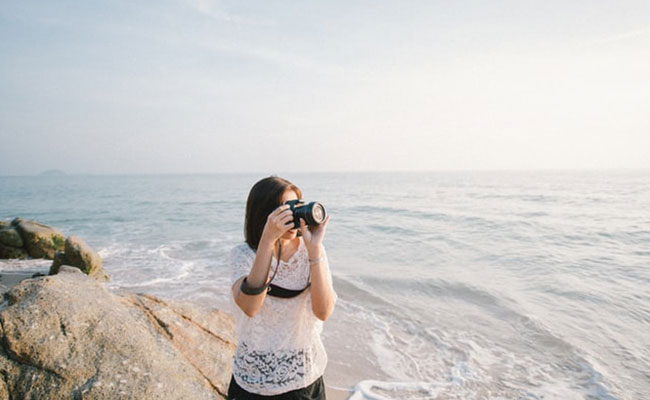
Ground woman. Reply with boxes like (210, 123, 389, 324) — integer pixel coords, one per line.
(228, 176, 337, 399)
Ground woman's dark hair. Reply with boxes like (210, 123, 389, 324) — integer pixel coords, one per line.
(245, 176, 302, 251)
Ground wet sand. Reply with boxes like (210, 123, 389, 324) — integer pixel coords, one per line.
(326, 386, 351, 400)
(0, 271, 36, 296)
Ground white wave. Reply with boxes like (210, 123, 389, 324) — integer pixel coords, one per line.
(97, 243, 124, 258)
(106, 259, 196, 289)
(148, 244, 173, 257)
(108, 276, 180, 289)
(0, 259, 51, 272)
(349, 380, 440, 400)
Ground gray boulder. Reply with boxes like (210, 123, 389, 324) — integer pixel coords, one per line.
(11, 218, 65, 259)
(125, 294, 236, 396)
(49, 251, 66, 273)
(0, 228, 22, 248)
(0, 244, 29, 260)
(0, 267, 235, 399)
(49, 236, 109, 282)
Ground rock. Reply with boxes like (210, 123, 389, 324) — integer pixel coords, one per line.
(49, 236, 109, 282)
(58, 265, 85, 275)
(0, 272, 34, 297)
(0, 282, 9, 298)
(0, 268, 235, 399)
(0, 221, 10, 229)
(63, 236, 107, 281)
(126, 294, 237, 396)
(11, 218, 65, 259)
(0, 226, 28, 260)
(0, 377, 7, 399)
(0, 227, 23, 248)
(0, 243, 29, 260)
(49, 251, 66, 274)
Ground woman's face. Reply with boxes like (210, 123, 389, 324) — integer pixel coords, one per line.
(280, 189, 299, 240)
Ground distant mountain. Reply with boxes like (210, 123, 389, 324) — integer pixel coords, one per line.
(38, 169, 67, 176)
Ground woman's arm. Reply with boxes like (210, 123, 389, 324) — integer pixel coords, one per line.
(307, 245, 336, 321)
(232, 204, 294, 318)
(299, 216, 336, 321)
(231, 238, 275, 317)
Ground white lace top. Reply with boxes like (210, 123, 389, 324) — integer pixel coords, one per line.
(228, 237, 336, 395)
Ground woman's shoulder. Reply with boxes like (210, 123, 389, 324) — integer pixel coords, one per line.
(229, 242, 255, 259)
(231, 242, 253, 253)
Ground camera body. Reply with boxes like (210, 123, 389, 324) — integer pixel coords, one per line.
(285, 200, 327, 229)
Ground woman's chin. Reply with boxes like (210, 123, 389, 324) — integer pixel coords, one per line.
(282, 230, 298, 239)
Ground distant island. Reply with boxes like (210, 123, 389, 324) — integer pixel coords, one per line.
(37, 169, 67, 176)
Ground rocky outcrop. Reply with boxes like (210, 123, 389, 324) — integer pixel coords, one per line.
(126, 294, 236, 396)
(1, 218, 110, 281)
(0, 218, 65, 260)
(0, 223, 29, 259)
(10, 218, 65, 259)
(0, 228, 22, 248)
(0, 244, 28, 260)
(50, 236, 109, 282)
(0, 267, 236, 399)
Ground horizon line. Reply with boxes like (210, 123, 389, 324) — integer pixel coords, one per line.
(1, 166, 650, 177)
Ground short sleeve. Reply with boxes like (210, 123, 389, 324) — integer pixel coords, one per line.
(229, 244, 254, 286)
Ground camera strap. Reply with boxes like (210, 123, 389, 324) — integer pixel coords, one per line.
(267, 241, 311, 299)
(267, 282, 311, 298)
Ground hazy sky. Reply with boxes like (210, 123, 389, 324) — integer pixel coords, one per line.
(1, 1, 649, 175)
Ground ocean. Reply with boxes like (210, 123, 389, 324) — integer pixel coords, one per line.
(1, 171, 649, 399)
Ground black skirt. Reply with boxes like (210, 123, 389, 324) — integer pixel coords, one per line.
(227, 375, 326, 400)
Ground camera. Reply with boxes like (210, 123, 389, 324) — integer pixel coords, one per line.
(285, 200, 327, 229)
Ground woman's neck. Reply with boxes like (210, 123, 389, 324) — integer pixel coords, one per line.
(278, 236, 299, 249)
(276, 237, 299, 259)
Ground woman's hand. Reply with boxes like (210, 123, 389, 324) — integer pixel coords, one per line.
(260, 204, 295, 245)
(299, 215, 330, 255)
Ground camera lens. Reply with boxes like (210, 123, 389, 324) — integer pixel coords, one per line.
(287, 200, 326, 228)
(312, 203, 325, 223)
(302, 202, 326, 226)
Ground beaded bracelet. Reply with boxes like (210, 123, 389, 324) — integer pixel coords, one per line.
(309, 256, 325, 265)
